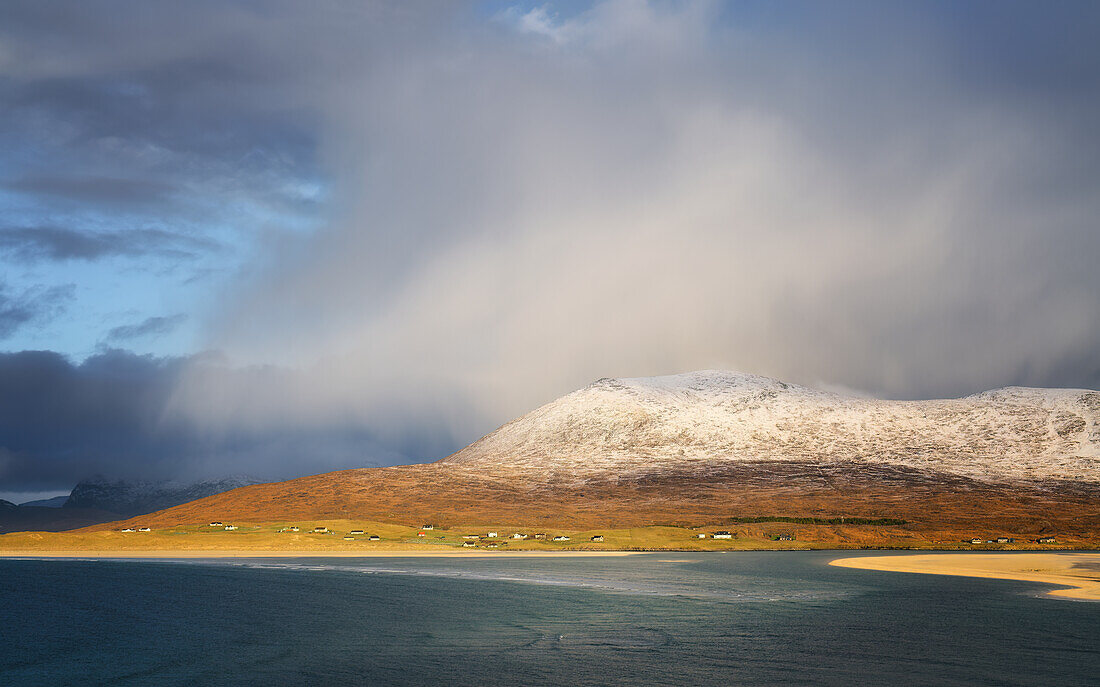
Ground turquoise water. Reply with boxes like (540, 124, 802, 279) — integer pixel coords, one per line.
(1, 552, 1097, 685)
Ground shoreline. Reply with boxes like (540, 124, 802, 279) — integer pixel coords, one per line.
(0, 549, 640, 559)
(830, 553, 1100, 601)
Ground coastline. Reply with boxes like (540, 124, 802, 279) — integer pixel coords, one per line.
(829, 553, 1100, 601)
(0, 549, 639, 559)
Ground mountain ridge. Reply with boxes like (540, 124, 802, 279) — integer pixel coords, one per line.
(64, 475, 262, 517)
(0, 476, 263, 534)
(65, 370, 1100, 547)
(441, 371, 1100, 485)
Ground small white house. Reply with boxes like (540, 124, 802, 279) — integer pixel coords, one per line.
(368, 535, 380, 541)
(712, 531, 733, 539)
(590, 535, 604, 542)
(552, 535, 570, 542)
(208, 522, 223, 527)
(138, 527, 151, 532)
(343, 536, 355, 540)
(422, 524, 435, 530)
(349, 530, 365, 535)
(487, 531, 499, 538)
(120, 528, 135, 532)
(512, 533, 528, 540)
(313, 527, 328, 533)
(697, 533, 707, 539)
(224, 525, 238, 531)
(462, 541, 476, 547)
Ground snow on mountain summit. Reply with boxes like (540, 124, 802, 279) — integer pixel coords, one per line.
(443, 370, 1100, 485)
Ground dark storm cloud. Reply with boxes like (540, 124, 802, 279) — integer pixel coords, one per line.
(0, 0, 324, 261)
(0, 226, 218, 261)
(5, 176, 174, 204)
(1, 1, 1099, 493)
(0, 283, 73, 339)
(106, 314, 187, 343)
(0, 350, 415, 493)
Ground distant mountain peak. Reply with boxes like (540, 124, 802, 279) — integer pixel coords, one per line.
(64, 475, 262, 517)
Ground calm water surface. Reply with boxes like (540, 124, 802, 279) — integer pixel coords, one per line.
(1, 551, 1096, 686)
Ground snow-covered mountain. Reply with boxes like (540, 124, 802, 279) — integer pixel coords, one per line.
(85, 371, 1100, 543)
(64, 475, 262, 517)
(443, 371, 1100, 485)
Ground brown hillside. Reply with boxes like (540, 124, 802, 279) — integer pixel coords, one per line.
(76, 372, 1100, 548)
(90, 461, 1100, 547)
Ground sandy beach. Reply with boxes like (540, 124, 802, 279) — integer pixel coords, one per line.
(830, 553, 1100, 601)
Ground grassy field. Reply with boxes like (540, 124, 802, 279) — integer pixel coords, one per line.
(0, 521, 805, 553)
(0, 518, 1084, 554)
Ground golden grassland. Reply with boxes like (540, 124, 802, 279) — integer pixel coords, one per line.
(0, 521, 810, 555)
(830, 553, 1100, 601)
(1, 518, 1093, 556)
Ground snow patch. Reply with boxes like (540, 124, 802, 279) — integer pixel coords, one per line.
(444, 371, 1100, 485)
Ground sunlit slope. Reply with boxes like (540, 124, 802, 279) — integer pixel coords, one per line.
(443, 371, 1100, 484)
(61, 371, 1100, 546)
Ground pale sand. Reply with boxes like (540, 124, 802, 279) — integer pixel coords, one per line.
(830, 553, 1100, 601)
(0, 549, 637, 559)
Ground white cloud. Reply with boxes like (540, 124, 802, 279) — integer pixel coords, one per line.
(157, 1, 1100, 450)
(511, 5, 568, 43)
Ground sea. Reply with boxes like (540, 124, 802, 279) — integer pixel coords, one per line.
(1, 551, 1097, 686)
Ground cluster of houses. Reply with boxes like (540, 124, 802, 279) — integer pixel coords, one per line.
(300, 526, 382, 540)
(965, 536, 1023, 545)
(458, 531, 579, 542)
(964, 536, 1060, 545)
(183, 522, 390, 541)
(340, 530, 382, 541)
(119, 527, 152, 532)
(178, 520, 632, 548)
(694, 530, 793, 541)
(450, 531, 590, 547)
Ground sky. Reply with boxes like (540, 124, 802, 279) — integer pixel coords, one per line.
(1, 0, 1099, 501)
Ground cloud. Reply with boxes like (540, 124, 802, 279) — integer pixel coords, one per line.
(4, 175, 174, 204)
(106, 314, 188, 343)
(1, 2, 1099, 492)
(0, 283, 73, 339)
(0, 349, 402, 492)
(502, 5, 571, 43)
(192, 0, 1100, 434)
(0, 226, 217, 261)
